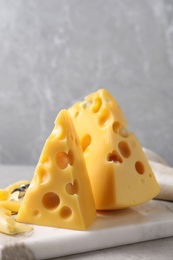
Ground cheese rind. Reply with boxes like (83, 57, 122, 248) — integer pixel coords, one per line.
(17, 110, 96, 230)
(68, 89, 160, 210)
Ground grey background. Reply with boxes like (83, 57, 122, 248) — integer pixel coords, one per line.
(0, 0, 173, 166)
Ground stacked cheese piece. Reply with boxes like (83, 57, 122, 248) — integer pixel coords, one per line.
(68, 89, 160, 210)
(17, 89, 160, 230)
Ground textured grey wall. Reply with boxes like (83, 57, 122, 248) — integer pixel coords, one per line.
(0, 0, 173, 166)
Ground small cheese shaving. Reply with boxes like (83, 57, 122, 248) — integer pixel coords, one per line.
(0, 206, 32, 235)
(0, 180, 32, 235)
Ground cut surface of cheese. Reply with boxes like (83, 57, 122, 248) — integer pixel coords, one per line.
(68, 89, 160, 210)
(17, 110, 96, 230)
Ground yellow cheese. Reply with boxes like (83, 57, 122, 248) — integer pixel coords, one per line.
(68, 89, 160, 210)
(0, 180, 30, 201)
(0, 206, 32, 235)
(17, 110, 96, 230)
(0, 200, 21, 213)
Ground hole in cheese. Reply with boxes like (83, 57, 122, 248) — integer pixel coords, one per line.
(55, 150, 74, 169)
(118, 141, 131, 158)
(56, 152, 69, 169)
(81, 134, 91, 153)
(40, 155, 49, 165)
(37, 166, 49, 185)
(105, 97, 110, 103)
(29, 174, 37, 189)
(135, 161, 145, 174)
(74, 110, 79, 118)
(66, 179, 79, 195)
(42, 192, 60, 210)
(112, 121, 129, 137)
(50, 124, 66, 140)
(60, 206, 72, 219)
(82, 102, 88, 109)
(33, 209, 41, 217)
(119, 127, 129, 138)
(91, 97, 102, 113)
(98, 108, 110, 127)
(68, 149, 75, 166)
(88, 99, 93, 106)
(112, 121, 121, 134)
(107, 150, 123, 163)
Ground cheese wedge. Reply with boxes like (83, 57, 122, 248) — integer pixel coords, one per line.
(17, 110, 96, 230)
(68, 89, 160, 210)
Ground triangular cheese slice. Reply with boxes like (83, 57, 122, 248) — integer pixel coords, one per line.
(68, 89, 160, 210)
(17, 110, 96, 230)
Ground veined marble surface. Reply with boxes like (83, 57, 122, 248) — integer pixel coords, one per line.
(0, 0, 173, 166)
(0, 148, 173, 259)
(0, 163, 173, 260)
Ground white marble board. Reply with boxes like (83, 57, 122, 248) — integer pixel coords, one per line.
(0, 160, 173, 259)
(0, 199, 173, 259)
